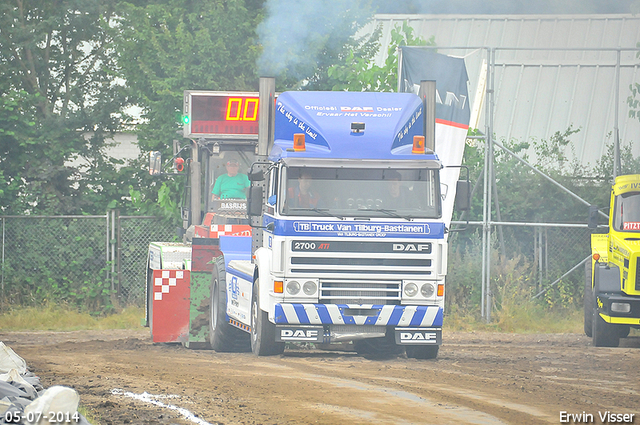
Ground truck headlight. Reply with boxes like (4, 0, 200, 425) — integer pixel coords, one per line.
(611, 302, 631, 313)
(421, 283, 435, 298)
(303, 281, 317, 296)
(404, 282, 418, 297)
(286, 280, 300, 295)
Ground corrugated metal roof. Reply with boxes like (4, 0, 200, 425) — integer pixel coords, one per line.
(368, 14, 640, 168)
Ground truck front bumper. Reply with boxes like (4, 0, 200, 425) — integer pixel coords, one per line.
(273, 303, 443, 344)
(596, 293, 640, 325)
(274, 303, 443, 327)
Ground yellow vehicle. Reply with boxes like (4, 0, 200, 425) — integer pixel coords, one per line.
(585, 174, 640, 346)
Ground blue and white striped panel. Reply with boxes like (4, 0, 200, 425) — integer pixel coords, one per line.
(274, 304, 443, 327)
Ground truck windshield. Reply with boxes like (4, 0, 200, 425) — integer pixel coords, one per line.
(613, 191, 640, 232)
(280, 166, 441, 219)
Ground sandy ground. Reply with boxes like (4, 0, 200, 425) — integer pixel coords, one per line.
(1, 329, 639, 425)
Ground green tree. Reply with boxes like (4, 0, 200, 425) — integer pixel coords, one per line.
(0, 0, 131, 215)
(112, 0, 264, 219)
(255, 0, 378, 91)
(327, 22, 434, 92)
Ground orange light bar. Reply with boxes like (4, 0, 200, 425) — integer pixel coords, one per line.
(412, 135, 425, 154)
(593, 253, 600, 261)
(437, 284, 444, 297)
(293, 133, 306, 152)
(274, 281, 283, 294)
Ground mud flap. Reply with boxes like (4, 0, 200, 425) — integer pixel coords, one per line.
(394, 328, 442, 345)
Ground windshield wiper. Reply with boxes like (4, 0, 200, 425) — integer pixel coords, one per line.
(357, 208, 414, 221)
(289, 207, 344, 220)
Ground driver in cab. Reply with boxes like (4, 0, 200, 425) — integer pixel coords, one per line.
(211, 158, 250, 201)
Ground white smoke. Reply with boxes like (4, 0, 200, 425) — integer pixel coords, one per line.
(256, 0, 368, 77)
(256, 0, 633, 78)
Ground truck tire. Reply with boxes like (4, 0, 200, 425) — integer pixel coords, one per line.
(405, 345, 439, 360)
(583, 262, 593, 337)
(592, 309, 620, 347)
(617, 325, 631, 338)
(250, 280, 284, 356)
(209, 258, 250, 352)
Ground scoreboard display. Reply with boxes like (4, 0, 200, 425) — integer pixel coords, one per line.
(183, 91, 260, 139)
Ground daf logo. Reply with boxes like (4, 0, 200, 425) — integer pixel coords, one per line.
(401, 332, 437, 341)
(393, 243, 430, 252)
(281, 329, 318, 339)
(340, 106, 374, 112)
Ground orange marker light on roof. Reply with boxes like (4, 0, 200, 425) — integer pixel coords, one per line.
(293, 133, 306, 152)
(412, 135, 425, 154)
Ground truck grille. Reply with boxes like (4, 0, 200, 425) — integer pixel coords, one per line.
(287, 240, 436, 305)
(289, 256, 431, 275)
(320, 279, 401, 305)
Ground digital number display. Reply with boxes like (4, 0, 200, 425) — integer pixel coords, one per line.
(186, 92, 260, 137)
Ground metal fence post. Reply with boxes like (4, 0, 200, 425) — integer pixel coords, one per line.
(110, 209, 116, 292)
(116, 209, 122, 303)
(1, 217, 4, 310)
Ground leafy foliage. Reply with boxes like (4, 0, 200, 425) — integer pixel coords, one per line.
(255, 0, 377, 92)
(451, 126, 640, 316)
(327, 22, 434, 92)
(0, 0, 133, 215)
(110, 0, 264, 222)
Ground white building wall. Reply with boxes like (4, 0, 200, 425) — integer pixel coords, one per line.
(367, 14, 640, 168)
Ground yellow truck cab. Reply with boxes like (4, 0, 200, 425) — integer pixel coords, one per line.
(585, 174, 640, 346)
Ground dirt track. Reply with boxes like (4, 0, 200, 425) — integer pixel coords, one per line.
(1, 329, 639, 425)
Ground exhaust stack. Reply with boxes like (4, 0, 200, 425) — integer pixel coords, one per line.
(258, 77, 275, 156)
(419, 80, 436, 153)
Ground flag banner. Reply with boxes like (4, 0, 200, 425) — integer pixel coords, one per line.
(399, 47, 471, 228)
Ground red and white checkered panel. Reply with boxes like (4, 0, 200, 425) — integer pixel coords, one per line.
(209, 224, 252, 238)
(151, 269, 190, 343)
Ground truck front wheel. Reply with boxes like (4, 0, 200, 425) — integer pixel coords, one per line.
(617, 325, 631, 338)
(250, 280, 284, 356)
(209, 259, 250, 352)
(592, 310, 620, 347)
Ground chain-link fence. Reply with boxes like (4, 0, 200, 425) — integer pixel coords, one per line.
(448, 222, 592, 312)
(117, 215, 175, 305)
(0, 213, 593, 312)
(0, 214, 175, 311)
(0, 216, 109, 310)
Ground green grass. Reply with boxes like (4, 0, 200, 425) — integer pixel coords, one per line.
(445, 306, 584, 333)
(78, 406, 101, 425)
(0, 302, 587, 334)
(0, 304, 144, 331)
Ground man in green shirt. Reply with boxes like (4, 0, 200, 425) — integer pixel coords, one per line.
(211, 159, 250, 200)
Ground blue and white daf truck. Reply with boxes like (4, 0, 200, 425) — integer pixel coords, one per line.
(211, 79, 468, 359)
(147, 78, 467, 359)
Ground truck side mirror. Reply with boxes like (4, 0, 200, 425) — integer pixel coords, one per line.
(455, 180, 471, 212)
(588, 205, 599, 229)
(247, 186, 264, 217)
(248, 170, 265, 182)
(149, 151, 162, 175)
